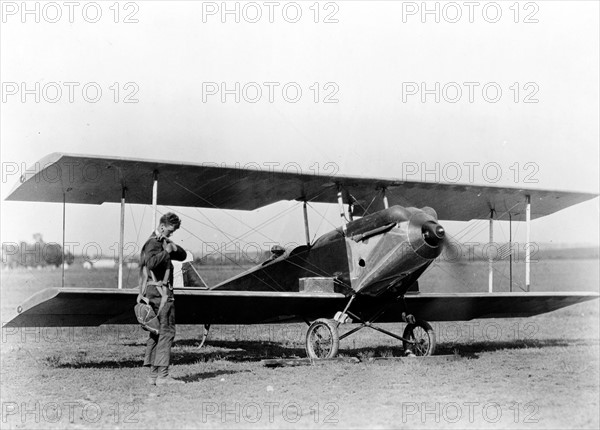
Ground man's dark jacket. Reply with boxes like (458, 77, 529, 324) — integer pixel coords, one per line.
(141, 232, 187, 299)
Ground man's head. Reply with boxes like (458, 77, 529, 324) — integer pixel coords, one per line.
(158, 212, 181, 238)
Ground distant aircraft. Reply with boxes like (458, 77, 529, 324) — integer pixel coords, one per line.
(4, 153, 599, 358)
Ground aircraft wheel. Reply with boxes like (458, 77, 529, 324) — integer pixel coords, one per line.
(402, 320, 436, 356)
(305, 318, 339, 359)
(198, 324, 210, 348)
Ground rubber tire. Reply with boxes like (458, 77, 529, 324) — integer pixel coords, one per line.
(305, 318, 340, 359)
(402, 320, 436, 356)
(198, 324, 210, 348)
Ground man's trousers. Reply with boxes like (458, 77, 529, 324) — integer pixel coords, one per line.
(143, 300, 175, 367)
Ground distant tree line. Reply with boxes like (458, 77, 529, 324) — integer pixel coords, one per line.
(1, 234, 74, 269)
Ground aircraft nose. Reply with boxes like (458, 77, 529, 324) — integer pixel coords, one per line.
(422, 221, 445, 247)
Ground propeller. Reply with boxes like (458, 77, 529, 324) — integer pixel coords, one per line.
(422, 221, 446, 247)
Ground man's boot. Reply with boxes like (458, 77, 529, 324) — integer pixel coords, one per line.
(156, 366, 184, 385)
(148, 366, 159, 385)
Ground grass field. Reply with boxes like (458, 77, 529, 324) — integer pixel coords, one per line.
(1, 260, 599, 429)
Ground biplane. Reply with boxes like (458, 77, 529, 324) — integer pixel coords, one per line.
(3, 153, 599, 358)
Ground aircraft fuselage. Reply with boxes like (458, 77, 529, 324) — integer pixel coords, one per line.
(213, 205, 445, 297)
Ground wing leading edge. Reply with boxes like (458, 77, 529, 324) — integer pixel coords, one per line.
(6, 152, 597, 221)
(4, 288, 598, 327)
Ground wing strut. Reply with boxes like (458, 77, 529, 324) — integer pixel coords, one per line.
(525, 195, 531, 291)
(62, 192, 66, 289)
(509, 213, 513, 292)
(117, 187, 126, 289)
(337, 186, 347, 227)
(382, 188, 389, 209)
(152, 170, 158, 227)
(488, 209, 494, 293)
(302, 200, 310, 246)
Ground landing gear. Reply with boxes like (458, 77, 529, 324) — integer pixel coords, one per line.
(305, 318, 340, 359)
(304, 295, 436, 358)
(198, 324, 210, 348)
(402, 320, 436, 356)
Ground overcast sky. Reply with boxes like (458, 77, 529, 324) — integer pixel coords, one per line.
(1, 0, 598, 260)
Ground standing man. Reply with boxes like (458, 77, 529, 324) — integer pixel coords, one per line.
(138, 212, 187, 385)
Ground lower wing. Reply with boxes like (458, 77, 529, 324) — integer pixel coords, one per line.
(3, 288, 598, 327)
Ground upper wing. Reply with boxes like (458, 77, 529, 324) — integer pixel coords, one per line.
(6, 152, 597, 221)
(4, 287, 598, 327)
